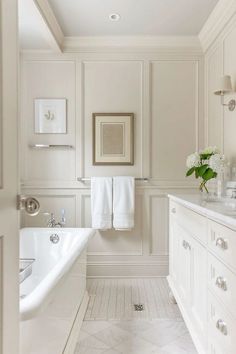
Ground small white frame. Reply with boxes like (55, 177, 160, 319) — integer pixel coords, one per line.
(34, 98, 67, 134)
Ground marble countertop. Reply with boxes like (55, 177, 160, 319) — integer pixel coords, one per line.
(168, 194, 236, 231)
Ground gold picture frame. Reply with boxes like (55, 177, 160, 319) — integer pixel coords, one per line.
(93, 113, 134, 165)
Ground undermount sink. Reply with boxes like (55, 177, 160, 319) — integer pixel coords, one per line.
(205, 198, 236, 217)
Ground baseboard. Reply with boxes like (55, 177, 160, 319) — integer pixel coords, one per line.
(87, 261, 168, 278)
(63, 291, 89, 354)
(167, 276, 206, 354)
(87, 275, 167, 278)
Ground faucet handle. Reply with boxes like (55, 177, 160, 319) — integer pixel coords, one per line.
(42, 211, 54, 218)
(61, 209, 66, 226)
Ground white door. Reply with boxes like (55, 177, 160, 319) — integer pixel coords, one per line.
(0, 0, 19, 353)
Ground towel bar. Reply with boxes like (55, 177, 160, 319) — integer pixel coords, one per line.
(77, 177, 149, 183)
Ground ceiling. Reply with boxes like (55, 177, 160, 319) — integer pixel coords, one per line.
(48, 0, 219, 36)
(19, 0, 51, 50)
(18, 0, 220, 51)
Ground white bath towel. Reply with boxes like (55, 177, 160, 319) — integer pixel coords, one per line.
(91, 177, 112, 230)
(113, 176, 135, 230)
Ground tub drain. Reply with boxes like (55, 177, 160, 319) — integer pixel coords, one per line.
(134, 304, 144, 311)
(50, 233, 60, 244)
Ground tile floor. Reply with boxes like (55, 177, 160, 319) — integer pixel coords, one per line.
(84, 278, 181, 320)
(74, 278, 197, 354)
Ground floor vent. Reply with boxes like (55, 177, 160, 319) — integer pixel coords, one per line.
(134, 304, 144, 311)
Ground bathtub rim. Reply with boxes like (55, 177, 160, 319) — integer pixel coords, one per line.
(19, 227, 95, 321)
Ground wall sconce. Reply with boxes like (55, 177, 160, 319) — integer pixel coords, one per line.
(214, 75, 236, 111)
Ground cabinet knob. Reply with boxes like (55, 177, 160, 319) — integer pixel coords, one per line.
(182, 240, 191, 250)
(216, 237, 228, 250)
(215, 276, 227, 291)
(216, 319, 228, 335)
(171, 208, 176, 214)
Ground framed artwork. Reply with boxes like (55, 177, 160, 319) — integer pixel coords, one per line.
(34, 98, 67, 134)
(93, 113, 134, 165)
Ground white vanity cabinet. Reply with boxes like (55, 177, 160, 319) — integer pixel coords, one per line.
(169, 200, 207, 353)
(168, 195, 236, 354)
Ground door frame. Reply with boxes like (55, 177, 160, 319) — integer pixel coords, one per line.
(0, 0, 19, 353)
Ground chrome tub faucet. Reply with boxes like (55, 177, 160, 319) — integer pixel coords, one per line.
(44, 209, 66, 227)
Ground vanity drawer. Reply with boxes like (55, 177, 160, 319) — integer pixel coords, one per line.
(208, 220, 236, 272)
(208, 291, 236, 354)
(169, 200, 207, 244)
(208, 253, 236, 319)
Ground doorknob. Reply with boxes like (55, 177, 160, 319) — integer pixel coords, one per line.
(17, 195, 40, 216)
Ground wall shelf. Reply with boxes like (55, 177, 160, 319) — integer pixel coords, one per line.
(29, 144, 74, 149)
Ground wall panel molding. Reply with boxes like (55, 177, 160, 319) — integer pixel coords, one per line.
(20, 59, 77, 184)
(144, 192, 169, 256)
(82, 59, 144, 178)
(20, 49, 203, 277)
(21, 180, 199, 189)
(80, 190, 144, 257)
(204, 44, 223, 150)
(150, 59, 202, 181)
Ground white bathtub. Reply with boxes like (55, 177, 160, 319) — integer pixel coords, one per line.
(20, 227, 95, 354)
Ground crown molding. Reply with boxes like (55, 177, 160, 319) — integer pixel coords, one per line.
(199, 0, 236, 53)
(63, 35, 202, 53)
(33, 0, 64, 52)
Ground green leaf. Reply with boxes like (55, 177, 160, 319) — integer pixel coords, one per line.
(186, 167, 195, 176)
(202, 168, 215, 181)
(197, 164, 209, 177)
(200, 153, 213, 160)
(195, 169, 199, 178)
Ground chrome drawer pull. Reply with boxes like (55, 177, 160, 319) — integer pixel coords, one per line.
(216, 319, 228, 335)
(186, 241, 191, 250)
(216, 237, 228, 250)
(182, 240, 191, 250)
(215, 276, 227, 291)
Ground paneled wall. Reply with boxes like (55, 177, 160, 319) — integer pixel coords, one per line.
(205, 14, 236, 163)
(20, 49, 204, 277)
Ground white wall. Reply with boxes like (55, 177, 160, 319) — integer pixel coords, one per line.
(205, 14, 236, 163)
(20, 49, 204, 277)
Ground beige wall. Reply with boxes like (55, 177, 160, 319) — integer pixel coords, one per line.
(20, 49, 204, 277)
(205, 14, 236, 163)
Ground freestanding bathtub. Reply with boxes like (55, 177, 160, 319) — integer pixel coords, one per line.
(20, 227, 95, 354)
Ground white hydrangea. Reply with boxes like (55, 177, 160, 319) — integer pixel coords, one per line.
(186, 152, 201, 169)
(201, 146, 219, 155)
(208, 154, 225, 173)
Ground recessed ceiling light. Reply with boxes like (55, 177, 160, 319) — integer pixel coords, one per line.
(109, 13, 120, 21)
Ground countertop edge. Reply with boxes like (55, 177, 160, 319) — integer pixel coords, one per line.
(168, 194, 236, 231)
